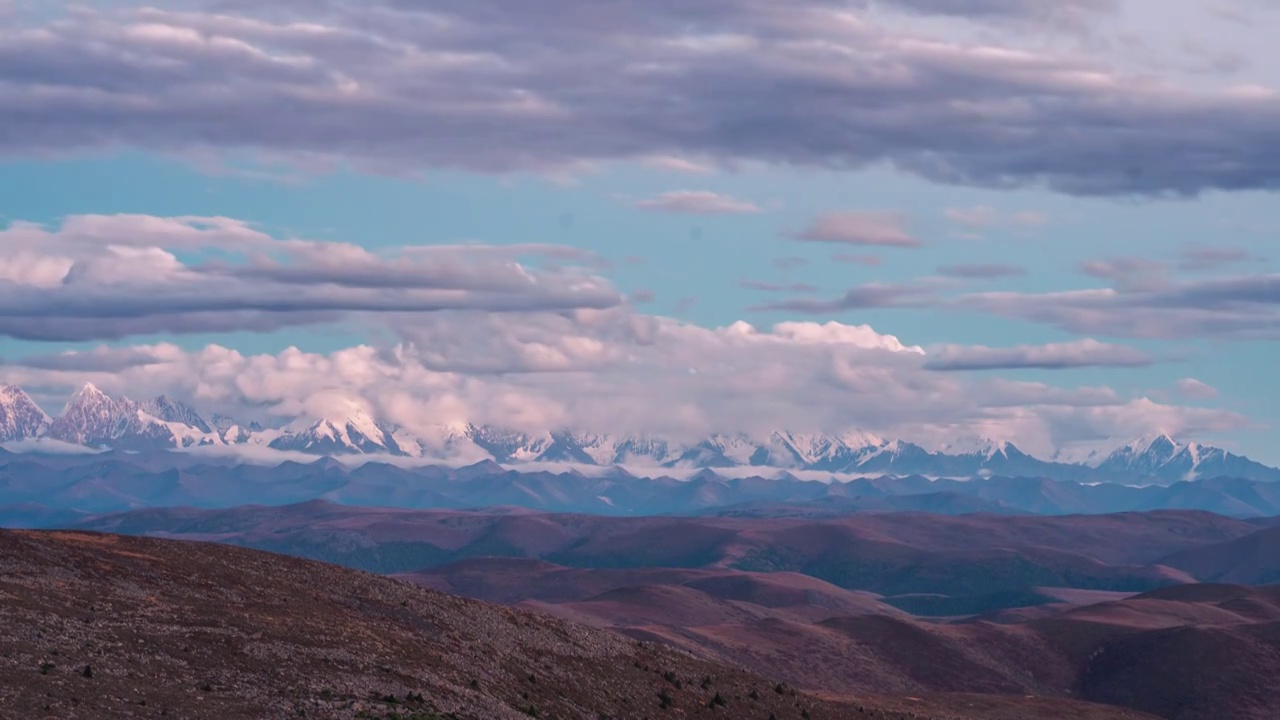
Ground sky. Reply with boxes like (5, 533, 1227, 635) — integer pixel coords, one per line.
(0, 0, 1278, 462)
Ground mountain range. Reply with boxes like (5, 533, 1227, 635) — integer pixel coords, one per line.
(3, 382, 1278, 485)
(7, 452, 1280, 519)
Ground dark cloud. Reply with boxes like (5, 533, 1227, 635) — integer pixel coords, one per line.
(924, 339, 1153, 371)
(0, 3, 1274, 195)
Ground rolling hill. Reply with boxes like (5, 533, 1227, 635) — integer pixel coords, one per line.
(0, 528, 1157, 720)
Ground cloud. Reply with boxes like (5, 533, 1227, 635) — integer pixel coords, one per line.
(1179, 246, 1264, 271)
(959, 272, 1280, 340)
(1175, 377, 1220, 400)
(937, 263, 1026, 279)
(924, 339, 1154, 371)
(772, 256, 810, 270)
(0, 3, 1274, 195)
(642, 156, 716, 174)
(4, 345, 182, 373)
(944, 206, 1048, 230)
(632, 190, 762, 215)
(754, 279, 948, 313)
(739, 280, 820, 293)
(1079, 257, 1169, 283)
(0, 214, 621, 342)
(863, 0, 1119, 22)
(832, 253, 884, 266)
(4, 310, 1241, 456)
(791, 212, 921, 247)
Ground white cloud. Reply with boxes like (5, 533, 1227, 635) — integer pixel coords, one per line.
(1, 311, 1246, 457)
(1176, 377, 1220, 400)
(925, 339, 1153, 371)
(632, 190, 762, 215)
(944, 206, 1047, 230)
(791, 212, 921, 247)
(0, 214, 620, 341)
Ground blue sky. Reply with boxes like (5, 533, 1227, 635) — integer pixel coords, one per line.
(0, 0, 1277, 462)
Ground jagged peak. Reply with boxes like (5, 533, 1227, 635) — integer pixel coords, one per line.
(1141, 432, 1178, 449)
(72, 381, 107, 397)
(59, 382, 118, 414)
(0, 383, 45, 409)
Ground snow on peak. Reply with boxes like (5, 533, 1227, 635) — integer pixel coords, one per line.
(0, 384, 52, 442)
(1124, 433, 1180, 456)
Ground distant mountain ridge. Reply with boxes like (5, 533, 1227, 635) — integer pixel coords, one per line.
(2, 382, 1278, 485)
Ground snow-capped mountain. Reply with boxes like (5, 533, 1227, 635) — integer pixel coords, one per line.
(142, 395, 213, 434)
(46, 383, 121, 446)
(2, 382, 1277, 484)
(1096, 434, 1280, 484)
(44, 383, 223, 450)
(211, 414, 262, 445)
(269, 410, 405, 456)
(0, 384, 51, 442)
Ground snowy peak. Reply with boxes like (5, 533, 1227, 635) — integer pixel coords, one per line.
(1093, 434, 1278, 483)
(1101, 434, 1185, 474)
(48, 383, 124, 446)
(1, 382, 1278, 484)
(141, 395, 212, 434)
(44, 384, 222, 450)
(269, 409, 405, 456)
(0, 384, 51, 442)
(466, 425, 553, 463)
(769, 430, 883, 471)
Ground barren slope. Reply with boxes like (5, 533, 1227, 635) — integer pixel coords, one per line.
(0, 529, 1156, 720)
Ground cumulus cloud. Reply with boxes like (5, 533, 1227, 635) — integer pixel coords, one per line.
(632, 191, 762, 215)
(0, 2, 1274, 194)
(792, 212, 921, 247)
(924, 339, 1153, 371)
(0, 214, 621, 342)
(1, 311, 1239, 456)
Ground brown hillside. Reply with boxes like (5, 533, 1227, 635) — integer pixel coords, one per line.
(1161, 525, 1280, 585)
(0, 529, 1154, 720)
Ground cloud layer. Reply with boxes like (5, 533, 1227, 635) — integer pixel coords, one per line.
(0, 214, 619, 341)
(924, 339, 1153, 371)
(0, 2, 1277, 194)
(1, 311, 1246, 458)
